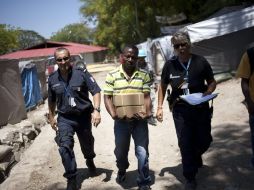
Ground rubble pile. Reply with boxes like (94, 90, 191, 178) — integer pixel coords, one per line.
(0, 115, 47, 183)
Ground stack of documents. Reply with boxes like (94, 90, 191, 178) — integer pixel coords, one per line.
(180, 93, 218, 105)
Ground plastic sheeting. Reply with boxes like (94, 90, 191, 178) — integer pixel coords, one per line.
(138, 5, 254, 75)
(183, 5, 254, 43)
(0, 60, 27, 126)
(20, 62, 42, 110)
(182, 5, 254, 73)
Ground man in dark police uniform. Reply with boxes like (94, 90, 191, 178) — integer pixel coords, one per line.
(48, 47, 101, 190)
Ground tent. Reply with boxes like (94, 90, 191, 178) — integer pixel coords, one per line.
(181, 5, 254, 73)
(138, 5, 254, 75)
(0, 60, 27, 126)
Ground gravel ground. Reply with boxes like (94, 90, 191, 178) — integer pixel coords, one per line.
(1, 68, 253, 190)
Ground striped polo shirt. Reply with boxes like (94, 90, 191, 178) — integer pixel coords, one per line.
(104, 65, 151, 95)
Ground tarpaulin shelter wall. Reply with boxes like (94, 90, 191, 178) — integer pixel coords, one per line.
(137, 5, 254, 75)
(19, 61, 43, 110)
(31, 59, 47, 100)
(182, 5, 254, 73)
(0, 59, 27, 126)
(137, 36, 173, 76)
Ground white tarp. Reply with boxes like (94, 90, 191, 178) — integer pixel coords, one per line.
(139, 5, 254, 75)
(182, 5, 254, 73)
(184, 5, 254, 43)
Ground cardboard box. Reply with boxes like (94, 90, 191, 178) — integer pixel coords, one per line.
(113, 93, 144, 106)
(113, 93, 145, 118)
(116, 105, 146, 118)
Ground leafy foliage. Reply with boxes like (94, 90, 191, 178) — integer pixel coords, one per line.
(17, 30, 45, 49)
(0, 24, 45, 55)
(50, 23, 93, 44)
(79, 0, 253, 53)
(0, 24, 19, 55)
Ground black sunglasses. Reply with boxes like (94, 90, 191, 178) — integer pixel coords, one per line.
(173, 43, 188, 49)
(56, 56, 70, 62)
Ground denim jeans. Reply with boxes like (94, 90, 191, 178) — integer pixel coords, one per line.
(249, 114, 254, 166)
(114, 119, 151, 186)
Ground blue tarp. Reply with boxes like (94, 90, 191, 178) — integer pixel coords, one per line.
(21, 65, 42, 109)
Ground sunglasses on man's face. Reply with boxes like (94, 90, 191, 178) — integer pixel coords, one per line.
(56, 56, 70, 63)
(173, 42, 188, 49)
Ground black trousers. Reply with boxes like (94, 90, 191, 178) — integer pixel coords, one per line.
(172, 102, 212, 180)
(56, 113, 95, 179)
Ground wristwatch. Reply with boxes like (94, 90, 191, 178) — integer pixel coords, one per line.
(94, 107, 101, 113)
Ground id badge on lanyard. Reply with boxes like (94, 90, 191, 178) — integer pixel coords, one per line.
(64, 85, 76, 107)
(180, 58, 191, 95)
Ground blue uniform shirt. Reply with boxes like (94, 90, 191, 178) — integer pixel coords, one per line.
(48, 67, 101, 115)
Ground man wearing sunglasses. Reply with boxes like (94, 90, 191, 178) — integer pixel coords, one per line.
(48, 47, 101, 190)
(156, 32, 216, 190)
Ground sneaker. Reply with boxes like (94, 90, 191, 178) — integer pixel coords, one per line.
(116, 170, 126, 183)
(86, 159, 96, 172)
(67, 178, 78, 190)
(185, 179, 197, 190)
(138, 185, 151, 190)
(148, 116, 157, 126)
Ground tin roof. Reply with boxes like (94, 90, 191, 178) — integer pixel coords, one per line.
(0, 41, 107, 60)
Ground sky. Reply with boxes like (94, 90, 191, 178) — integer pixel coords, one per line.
(0, 0, 84, 39)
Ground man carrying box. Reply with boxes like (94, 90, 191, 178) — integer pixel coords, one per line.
(104, 44, 152, 190)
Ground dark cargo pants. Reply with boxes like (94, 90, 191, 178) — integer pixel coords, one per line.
(172, 102, 212, 180)
(56, 113, 95, 179)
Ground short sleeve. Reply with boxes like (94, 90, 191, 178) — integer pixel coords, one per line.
(103, 73, 115, 95)
(161, 61, 170, 84)
(83, 71, 101, 95)
(48, 78, 56, 103)
(143, 73, 151, 93)
(203, 58, 214, 81)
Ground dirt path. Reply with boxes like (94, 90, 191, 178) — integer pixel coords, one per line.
(1, 69, 253, 190)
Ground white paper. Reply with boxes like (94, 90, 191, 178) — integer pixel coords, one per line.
(180, 93, 218, 105)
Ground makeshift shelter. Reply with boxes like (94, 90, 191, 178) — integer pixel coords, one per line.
(19, 61, 43, 110)
(0, 60, 27, 126)
(31, 59, 48, 100)
(138, 5, 254, 75)
(182, 5, 254, 73)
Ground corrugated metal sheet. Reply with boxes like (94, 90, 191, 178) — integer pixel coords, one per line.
(0, 41, 107, 60)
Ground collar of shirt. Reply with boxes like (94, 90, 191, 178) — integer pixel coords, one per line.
(119, 65, 139, 81)
(57, 68, 72, 83)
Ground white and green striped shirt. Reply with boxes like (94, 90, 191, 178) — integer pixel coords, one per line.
(104, 65, 151, 95)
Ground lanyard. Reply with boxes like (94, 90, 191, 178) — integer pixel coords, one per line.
(59, 74, 70, 96)
(179, 58, 191, 80)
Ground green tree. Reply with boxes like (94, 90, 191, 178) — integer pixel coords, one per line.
(50, 23, 93, 44)
(0, 24, 19, 55)
(80, 0, 161, 53)
(0, 24, 46, 55)
(17, 30, 45, 49)
(80, 0, 252, 53)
